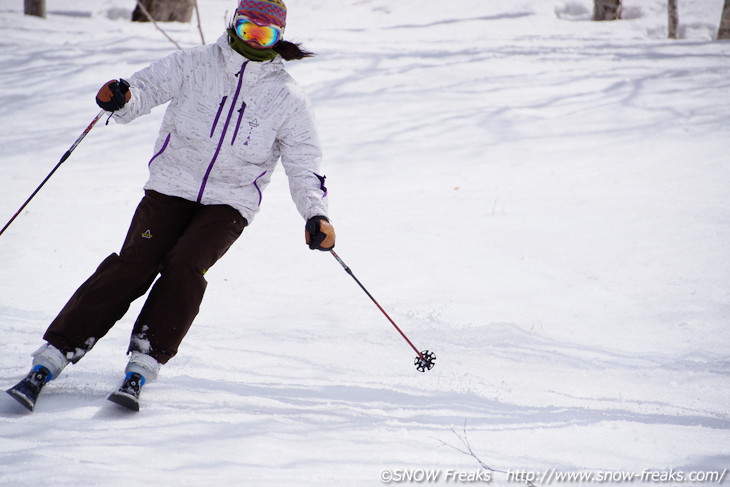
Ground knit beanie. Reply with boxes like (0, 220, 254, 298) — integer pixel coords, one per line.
(236, 0, 287, 27)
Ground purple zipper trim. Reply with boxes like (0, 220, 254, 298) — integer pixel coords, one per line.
(231, 101, 247, 145)
(197, 61, 248, 203)
(148, 133, 171, 167)
(210, 96, 228, 138)
(253, 170, 267, 206)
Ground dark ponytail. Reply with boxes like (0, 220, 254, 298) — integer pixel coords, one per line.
(274, 40, 315, 60)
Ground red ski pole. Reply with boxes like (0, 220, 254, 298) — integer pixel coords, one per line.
(330, 249, 436, 372)
(1, 109, 107, 237)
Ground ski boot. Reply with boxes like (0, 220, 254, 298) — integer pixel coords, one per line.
(108, 352, 160, 411)
(108, 372, 146, 411)
(6, 365, 53, 412)
(6, 344, 69, 412)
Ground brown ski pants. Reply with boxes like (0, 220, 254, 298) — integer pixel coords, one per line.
(43, 190, 247, 364)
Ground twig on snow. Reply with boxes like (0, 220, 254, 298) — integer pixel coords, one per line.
(438, 421, 537, 487)
(193, 0, 206, 45)
(134, 0, 183, 50)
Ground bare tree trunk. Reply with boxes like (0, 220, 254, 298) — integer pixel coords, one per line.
(24, 0, 46, 18)
(132, 0, 194, 22)
(593, 0, 622, 21)
(719, 0, 730, 40)
(668, 0, 679, 39)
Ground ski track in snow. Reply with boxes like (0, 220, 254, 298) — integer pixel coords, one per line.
(1, 0, 729, 485)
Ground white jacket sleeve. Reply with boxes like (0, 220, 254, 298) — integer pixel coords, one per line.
(278, 94, 329, 221)
(112, 50, 186, 124)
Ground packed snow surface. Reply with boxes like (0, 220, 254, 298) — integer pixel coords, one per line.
(1, 0, 729, 485)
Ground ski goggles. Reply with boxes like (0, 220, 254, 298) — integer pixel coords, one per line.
(233, 15, 284, 48)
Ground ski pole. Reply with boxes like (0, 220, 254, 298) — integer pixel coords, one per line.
(329, 249, 436, 372)
(0, 109, 107, 237)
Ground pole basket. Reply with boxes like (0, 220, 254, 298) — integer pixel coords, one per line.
(414, 350, 436, 372)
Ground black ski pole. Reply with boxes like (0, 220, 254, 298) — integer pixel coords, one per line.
(329, 249, 436, 372)
(0, 109, 107, 237)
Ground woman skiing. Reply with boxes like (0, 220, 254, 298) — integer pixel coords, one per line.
(7, 0, 335, 411)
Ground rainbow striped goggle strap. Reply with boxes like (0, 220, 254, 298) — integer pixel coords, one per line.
(233, 15, 284, 48)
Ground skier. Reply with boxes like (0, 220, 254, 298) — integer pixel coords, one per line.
(6, 0, 335, 411)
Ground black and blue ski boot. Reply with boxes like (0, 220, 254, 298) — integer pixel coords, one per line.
(108, 372, 145, 411)
(6, 365, 53, 412)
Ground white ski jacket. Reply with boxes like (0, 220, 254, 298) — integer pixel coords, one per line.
(113, 34, 328, 225)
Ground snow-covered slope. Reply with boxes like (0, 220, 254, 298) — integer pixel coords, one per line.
(1, 0, 729, 485)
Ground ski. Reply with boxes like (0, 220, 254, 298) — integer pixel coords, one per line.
(6, 366, 52, 412)
(107, 372, 145, 411)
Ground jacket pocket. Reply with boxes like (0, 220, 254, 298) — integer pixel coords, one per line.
(252, 170, 268, 207)
(148, 133, 171, 167)
(210, 96, 228, 138)
(231, 101, 247, 146)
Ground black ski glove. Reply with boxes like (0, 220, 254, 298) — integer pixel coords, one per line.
(96, 79, 131, 112)
(305, 216, 335, 251)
